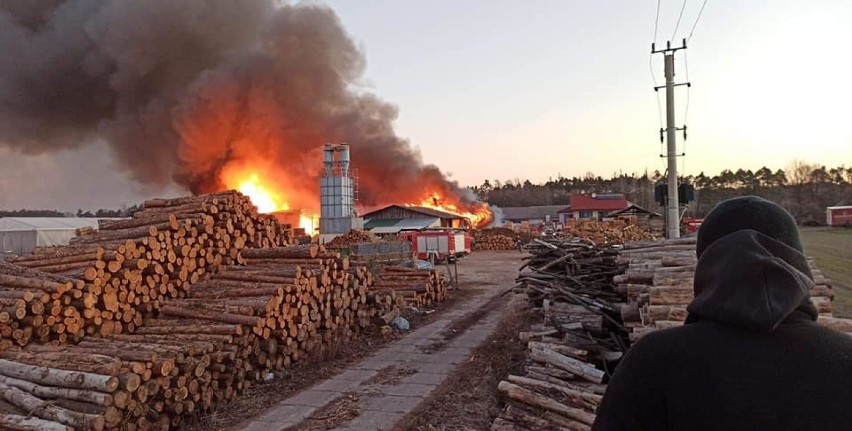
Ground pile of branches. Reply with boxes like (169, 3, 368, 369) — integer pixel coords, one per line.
(563, 219, 655, 244)
(518, 239, 623, 316)
(324, 229, 378, 250)
(495, 239, 630, 430)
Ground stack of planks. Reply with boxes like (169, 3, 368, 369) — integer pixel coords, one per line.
(324, 229, 378, 250)
(374, 266, 447, 308)
(563, 220, 655, 244)
(8, 191, 293, 343)
(473, 228, 517, 251)
(615, 237, 847, 341)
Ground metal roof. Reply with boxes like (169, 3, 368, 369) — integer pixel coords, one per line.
(369, 217, 440, 234)
(499, 205, 567, 221)
(363, 219, 399, 230)
(0, 217, 110, 232)
(362, 205, 464, 220)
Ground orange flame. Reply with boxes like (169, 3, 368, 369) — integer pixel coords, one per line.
(414, 192, 493, 228)
(222, 168, 317, 234)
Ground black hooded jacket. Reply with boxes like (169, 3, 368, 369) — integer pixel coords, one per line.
(592, 230, 852, 431)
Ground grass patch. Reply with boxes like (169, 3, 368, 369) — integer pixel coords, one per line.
(801, 227, 852, 317)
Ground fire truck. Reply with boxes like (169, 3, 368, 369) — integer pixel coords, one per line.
(398, 228, 472, 263)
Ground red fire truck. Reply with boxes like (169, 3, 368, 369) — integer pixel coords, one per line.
(398, 228, 472, 263)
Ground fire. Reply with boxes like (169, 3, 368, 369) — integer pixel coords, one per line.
(237, 174, 285, 214)
(416, 192, 493, 228)
(223, 169, 317, 234)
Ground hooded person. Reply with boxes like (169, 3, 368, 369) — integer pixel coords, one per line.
(592, 196, 852, 431)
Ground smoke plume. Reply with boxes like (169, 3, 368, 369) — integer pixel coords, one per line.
(0, 0, 473, 211)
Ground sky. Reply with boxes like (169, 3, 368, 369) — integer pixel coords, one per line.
(323, 0, 852, 186)
(1, 0, 851, 209)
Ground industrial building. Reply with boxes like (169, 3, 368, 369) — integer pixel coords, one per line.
(0, 217, 107, 256)
(363, 205, 468, 235)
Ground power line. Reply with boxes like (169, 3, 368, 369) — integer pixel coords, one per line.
(687, 0, 709, 41)
(651, 0, 664, 133)
(653, 0, 661, 42)
(671, 0, 689, 41)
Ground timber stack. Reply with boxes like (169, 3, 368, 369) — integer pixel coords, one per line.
(374, 266, 447, 308)
(9, 191, 293, 343)
(563, 219, 655, 244)
(495, 239, 628, 431)
(323, 229, 377, 250)
(0, 261, 86, 349)
(0, 191, 454, 430)
(473, 228, 517, 251)
(614, 237, 845, 341)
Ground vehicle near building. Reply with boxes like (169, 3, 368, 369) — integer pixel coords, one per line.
(398, 228, 471, 263)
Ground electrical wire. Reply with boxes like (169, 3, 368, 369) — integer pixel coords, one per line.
(672, 0, 689, 41)
(687, 0, 709, 41)
(651, 0, 664, 160)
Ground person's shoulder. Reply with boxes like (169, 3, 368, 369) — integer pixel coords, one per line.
(798, 321, 852, 348)
(624, 324, 698, 362)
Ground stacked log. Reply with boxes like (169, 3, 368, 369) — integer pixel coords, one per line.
(0, 190, 457, 429)
(374, 266, 447, 308)
(9, 191, 293, 343)
(0, 244, 407, 429)
(563, 219, 656, 244)
(473, 228, 518, 251)
(0, 261, 85, 348)
(324, 229, 378, 250)
(615, 237, 844, 341)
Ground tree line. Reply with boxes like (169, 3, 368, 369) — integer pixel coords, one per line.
(473, 162, 852, 224)
(0, 206, 141, 218)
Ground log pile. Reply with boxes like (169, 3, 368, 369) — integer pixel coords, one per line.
(473, 228, 517, 251)
(323, 229, 378, 250)
(0, 261, 86, 349)
(0, 242, 401, 430)
(495, 240, 627, 431)
(8, 191, 293, 344)
(374, 266, 447, 308)
(563, 219, 656, 244)
(517, 239, 622, 309)
(0, 191, 453, 430)
(614, 237, 842, 341)
(500, 234, 851, 430)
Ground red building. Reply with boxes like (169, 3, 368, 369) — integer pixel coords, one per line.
(827, 206, 852, 227)
(568, 194, 629, 220)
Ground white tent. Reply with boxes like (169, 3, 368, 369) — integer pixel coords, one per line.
(0, 217, 107, 256)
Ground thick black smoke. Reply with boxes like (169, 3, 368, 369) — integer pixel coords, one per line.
(0, 0, 469, 209)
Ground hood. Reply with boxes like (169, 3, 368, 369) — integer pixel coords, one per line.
(685, 229, 817, 331)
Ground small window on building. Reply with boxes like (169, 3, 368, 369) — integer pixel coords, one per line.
(579, 211, 594, 219)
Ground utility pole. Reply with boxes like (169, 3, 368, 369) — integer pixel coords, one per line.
(652, 39, 689, 239)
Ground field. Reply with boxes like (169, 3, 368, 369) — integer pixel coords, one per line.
(801, 227, 852, 317)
